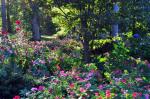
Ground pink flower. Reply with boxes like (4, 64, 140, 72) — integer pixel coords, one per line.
(55, 96, 60, 99)
(39, 59, 45, 64)
(135, 78, 143, 82)
(79, 87, 86, 93)
(70, 91, 75, 96)
(106, 90, 111, 98)
(95, 92, 99, 96)
(15, 20, 21, 25)
(31, 87, 38, 91)
(53, 79, 59, 84)
(13, 95, 20, 99)
(60, 70, 67, 77)
(38, 86, 45, 91)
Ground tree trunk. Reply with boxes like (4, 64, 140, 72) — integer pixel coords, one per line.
(29, 0, 41, 41)
(81, 17, 91, 63)
(1, 0, 7, 32)
(112, 24, 118, 37)
(6, 0, 12, 33)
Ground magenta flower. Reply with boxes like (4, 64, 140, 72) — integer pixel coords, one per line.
(38, 86, 45, 91)
(98, 85, 104, 90)
(13, 95, 20, 99)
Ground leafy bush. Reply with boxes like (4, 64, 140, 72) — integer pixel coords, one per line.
(0, 38, 32, 99)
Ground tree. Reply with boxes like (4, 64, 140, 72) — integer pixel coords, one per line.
(1, 0, 7, 33)
(29, 0, 41, 41)
(6, 0, 12, 33)
(53, 0, 113, 63)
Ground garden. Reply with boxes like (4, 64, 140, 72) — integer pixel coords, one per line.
(0, 0, 150, 99)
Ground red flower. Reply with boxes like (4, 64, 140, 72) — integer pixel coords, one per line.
(121, 79, 127, 84)
(132, 92, 137, 98)
(15, 20, 21, 25)
(97, 96, 103, 99)
(56, 64, 61, 70)
(1, 31, 8, 35)
(16, 27, 21, 31)
(69, 83, 75, 89)
(13, 95, 20, 99)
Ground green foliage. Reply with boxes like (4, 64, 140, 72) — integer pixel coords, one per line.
(129, 33, 150, 61)
(105, 41, 130, 72)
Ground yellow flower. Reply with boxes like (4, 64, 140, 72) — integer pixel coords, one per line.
(125, 93, 129, 98)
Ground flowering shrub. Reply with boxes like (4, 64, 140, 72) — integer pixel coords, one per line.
(20, 61, 149, 98)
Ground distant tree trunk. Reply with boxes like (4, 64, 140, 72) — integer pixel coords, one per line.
(1, 0, 7, 32)
(112, 24, 118, 37)
(81, 17, 91, 63)
(45, 16, 52, 34)
(29, 0, 41, 41)
(6, 0, 12, 33)
(112, 3, 119, 37)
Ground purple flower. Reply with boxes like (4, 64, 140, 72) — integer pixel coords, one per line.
(85, 82, 91, 89)
(31, 87, 38, 91)
(148, 64, 150, 68)
(114, 3, 119, 13)
(133, 34, 140, 38)
(144, 94, 149, 99)
(39, 59, 45, 64)
(86, 71, 94, 78)
(98, 85, 104, 90)
(38, 86, 45, 91)
(113, 69, 122, 75)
